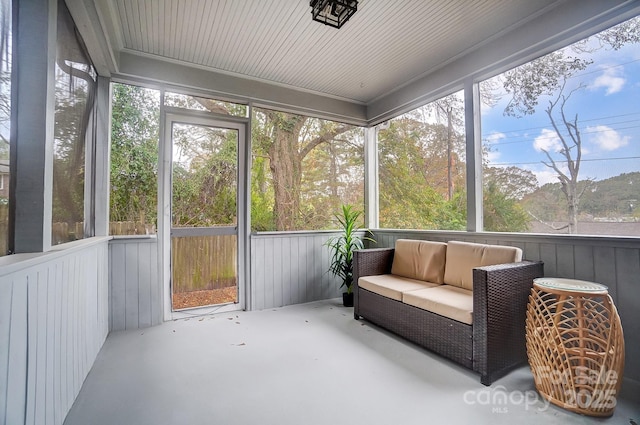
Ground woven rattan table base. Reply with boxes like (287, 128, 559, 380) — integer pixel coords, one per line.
(525, 283, 625, 417)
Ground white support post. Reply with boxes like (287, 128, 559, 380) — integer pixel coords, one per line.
(93, 76, 112, 236)
(11, 0, 57, 253)
(158, 93, 173, 321)
(464, 79, 483, 232)
(243, 103, 253, 311)
(364, 126, 379, 229)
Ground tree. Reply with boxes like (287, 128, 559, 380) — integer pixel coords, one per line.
(158, 91, 246, 228)
(579, 172, 640, 217)
(163, 95, 363, 231)
(163, 97, 364, 232)
(252, 109, 356, 231)
(110, 89, 363, 233)
(501, 51, 591, 119)
(501, 53, 591, 233)
(483, 165, 538, 201)
(250, 154, 275, 231)
(494, 15, 640, 233)
(110, 84, 159, 227)
(522, 182, 568, 223)
(482, 151, 537, 231)
(523, 172, 640, 223)
(299, 130, 364, 229)
(377, 113, 466, 230)
(166, 92, 247, 117)
(537, 83, 594, 233)
(171, 124, 237, 226)
(427, 94, 465, 200)
(483, 181, 530, 232)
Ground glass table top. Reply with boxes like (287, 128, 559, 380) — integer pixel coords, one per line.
(533, 277, 609, 294)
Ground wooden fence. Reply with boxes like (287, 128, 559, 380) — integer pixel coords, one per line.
(109, 221, 157, 236)
(52, 222, 85, 245)
(171, 235, 237, 293)
(0, 220, 157, 249)
(51, 221, 157, 244)
(19, 220, 234, 294)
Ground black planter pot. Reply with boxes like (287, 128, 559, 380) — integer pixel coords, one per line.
(342, 292, 354, 307)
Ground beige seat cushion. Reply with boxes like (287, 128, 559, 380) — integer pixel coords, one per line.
(402, 284, 474, 325)
(391, 239, 447, 284)
(443, 241, 522, 290)
(358, 274, 439, 301)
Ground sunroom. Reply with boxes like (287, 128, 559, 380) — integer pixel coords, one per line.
(1, 1, 640, 424)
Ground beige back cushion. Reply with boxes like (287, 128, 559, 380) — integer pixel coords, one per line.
(391, 239, 447, 284)
(443, 241, 522, 290)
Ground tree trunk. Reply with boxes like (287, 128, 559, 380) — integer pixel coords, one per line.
(542, 85, 588, 235)
(268, 116, 304, 231)
(329, 143, 338, 199)
(565, 183, 579, 234)
(263, 112, 352, 230)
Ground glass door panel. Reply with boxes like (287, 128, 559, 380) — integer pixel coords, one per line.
(170, 122, 238, 310)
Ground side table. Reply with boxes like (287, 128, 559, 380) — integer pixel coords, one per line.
(525, 277, 624, 417)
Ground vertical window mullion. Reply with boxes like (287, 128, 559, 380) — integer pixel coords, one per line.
(464, 80, 482, 232)
(364, 126, 379, 229)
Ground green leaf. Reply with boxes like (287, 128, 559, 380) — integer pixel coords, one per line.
(324, 204, 376, 292)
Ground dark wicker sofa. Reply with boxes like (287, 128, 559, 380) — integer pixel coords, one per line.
(353, 241, 543, 386)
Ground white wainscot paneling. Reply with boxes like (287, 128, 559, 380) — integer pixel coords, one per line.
(109, 236, 161, 331)
(0, 238, 109, 425)
(250, 232, 343, 310)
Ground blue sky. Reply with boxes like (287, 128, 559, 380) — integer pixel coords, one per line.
(481, 21, 640, 186)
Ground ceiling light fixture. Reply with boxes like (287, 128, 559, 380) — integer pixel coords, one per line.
(310, 0, 358, 29)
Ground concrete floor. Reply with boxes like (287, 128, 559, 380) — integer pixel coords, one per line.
(64, 299, 639, 425)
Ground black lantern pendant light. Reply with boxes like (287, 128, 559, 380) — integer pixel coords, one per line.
(310, 0, 358, 29)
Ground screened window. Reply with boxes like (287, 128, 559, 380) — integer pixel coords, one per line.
(109, 83, 160, 235)
(251, 107, 364, 231)
(378, 90, 466, 230)
(52, 0, 97, 245)
(480, 15, 640, 235)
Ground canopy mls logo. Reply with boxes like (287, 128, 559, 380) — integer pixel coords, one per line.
(462, 386, 550, 414)
(463, 367, 621, 414)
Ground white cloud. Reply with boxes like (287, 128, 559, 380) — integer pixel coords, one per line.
(590, 66, 625, 95)
(485, 132, 506, 144)
(484, 132, 506, 164)
(533, 129, 562, 153)
(587, 125, 630, 151)
(486, 150, 501, 163)
(532, 169, 560, 186)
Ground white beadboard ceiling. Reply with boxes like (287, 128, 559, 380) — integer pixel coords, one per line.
(97, 0, 562, 104)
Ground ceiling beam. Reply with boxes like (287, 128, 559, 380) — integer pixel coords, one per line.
(65, 0, 119, 76)
(116, 51, 368, 125)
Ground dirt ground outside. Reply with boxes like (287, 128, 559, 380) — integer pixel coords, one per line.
(172, 286, 238, 310)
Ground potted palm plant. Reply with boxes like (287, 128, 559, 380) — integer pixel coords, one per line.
(326, 204, 375, 307)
